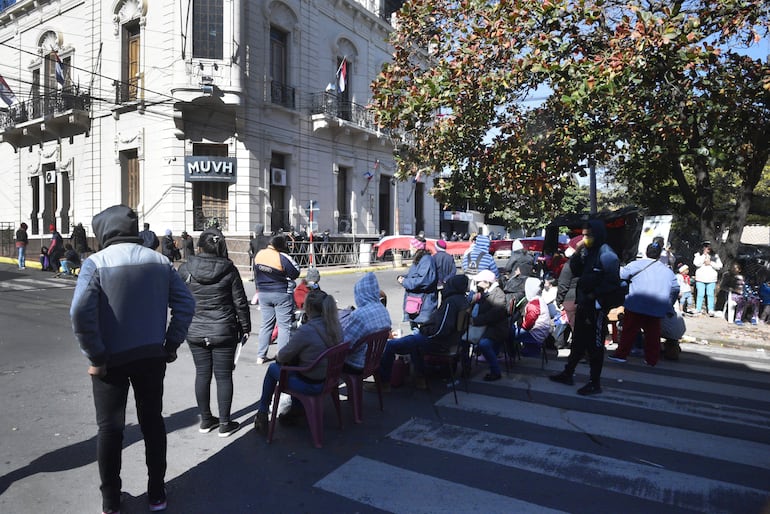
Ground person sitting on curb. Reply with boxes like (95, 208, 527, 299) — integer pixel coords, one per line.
(367, 275, 470, 392)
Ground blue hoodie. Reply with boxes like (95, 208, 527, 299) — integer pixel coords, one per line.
(462, 234, 499, 278)
(342, 273, 392, 369)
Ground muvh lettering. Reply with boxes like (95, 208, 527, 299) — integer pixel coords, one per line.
(185, 156, 237, 183)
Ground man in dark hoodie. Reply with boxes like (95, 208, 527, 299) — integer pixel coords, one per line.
(549, 219, 621, 395)
(70, 205, 195, 514)
(370, 274, 470, 391)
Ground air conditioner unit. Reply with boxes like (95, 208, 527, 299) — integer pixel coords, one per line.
(271, 168, 287, 186)
(44, 170, 56, 185)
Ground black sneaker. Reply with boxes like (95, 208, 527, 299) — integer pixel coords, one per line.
(218, 421, 241, 438)
(607, 354, 627, 363)
(198, 416, 220, 433)
(577, 382, 602, 396)
(549, 372, 574, 386)
(254, 411, 269, 436)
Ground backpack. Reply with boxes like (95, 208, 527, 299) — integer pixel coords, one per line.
(464, 252, 485, 274)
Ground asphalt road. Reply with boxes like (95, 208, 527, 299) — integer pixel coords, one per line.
(1, 263, 769, 514)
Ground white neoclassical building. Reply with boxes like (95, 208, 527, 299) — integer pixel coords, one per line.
(0, 0, 439, 247)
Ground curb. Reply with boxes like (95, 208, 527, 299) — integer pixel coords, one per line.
(0, 256, 42, 269)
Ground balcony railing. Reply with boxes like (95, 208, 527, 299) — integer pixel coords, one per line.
(309, 92, 390, 136)
(115, 77, 140, 104)
(0, 89, 90, 129)
(270, 80, 296, 109)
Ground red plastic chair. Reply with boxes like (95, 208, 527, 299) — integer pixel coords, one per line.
(267, 342, 349, 448)
(341, 329, 391, 424)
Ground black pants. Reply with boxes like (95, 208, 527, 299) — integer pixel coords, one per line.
(91, 358, 167, 512)
(562, 304, 606, 384)
(189, 343, 237, 423)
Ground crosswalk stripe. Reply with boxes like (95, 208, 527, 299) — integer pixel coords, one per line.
(388, 418, 769, 513)
(314, 456, 569, 514)
(0, 277, 75, 291)
(487, 373, 770, 424)
(436, 392, 770, 469)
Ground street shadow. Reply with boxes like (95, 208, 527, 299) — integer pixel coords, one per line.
(0, 406, 199, 495)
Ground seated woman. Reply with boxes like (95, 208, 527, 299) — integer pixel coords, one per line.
(728, 263, 760, 325)
(254, 288, 342, 434)
(511, 280, 554, 356)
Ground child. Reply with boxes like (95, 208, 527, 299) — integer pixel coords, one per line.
(676, 265, 693, 314)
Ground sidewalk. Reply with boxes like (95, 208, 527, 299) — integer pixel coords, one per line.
(680, 311, 770, 351)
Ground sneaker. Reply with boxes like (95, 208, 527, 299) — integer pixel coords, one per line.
(483, 372, 502, 382)
(364, 382, 390, 393)
(256, 356, 274, 365)
(735, 320, 744, 326)
(218, 421, 241, 437)
(198, 416, 220, 433)
(708, 311, 716, 317)
(549, 372, 574, 386)
(643, 360, 655, 367)
(751, 318, 758, 326)
(607, 354, 627, 363)
(254, 411, 269, 436)
(148, 488, 167, 512)
(577, 382, 602, 396)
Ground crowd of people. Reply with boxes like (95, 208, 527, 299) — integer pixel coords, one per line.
(6, 205, 768, 513)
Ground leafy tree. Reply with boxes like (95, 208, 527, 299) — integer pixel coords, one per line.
(372, 0, 770, 267)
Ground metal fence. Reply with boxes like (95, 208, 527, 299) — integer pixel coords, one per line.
(0, 222, 13, 258)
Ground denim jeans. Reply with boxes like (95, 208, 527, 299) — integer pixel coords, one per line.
(256, 291, 295, 358)
(61, 260, 77, 275)
(478, 337, 502, 375)
(379, 333, 431, 381)
(17, 245, 26, 268)
(257, 362, 322, 412)
(91, 358, 167, 512)
(679, 290, 692, 311)
(695, 281, 716, 313)
(189, 343, 237, 423)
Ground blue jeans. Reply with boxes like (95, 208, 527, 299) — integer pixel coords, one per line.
(256, 291, 295, 358)
(379, 333, 430, 381)
(478, 337, 502, 375)
(679, 290, 692, 311)
(61, 260, 78, 275)
(189, 343, 237, 423)
(257, 362, 323, 412)
(695, 281, 716, 313)
(91, 358, 167, 512)
(17, 245, 26, 268)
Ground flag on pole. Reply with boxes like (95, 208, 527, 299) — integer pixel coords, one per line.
(53, 52, 65, 86)
(0, 75, 17, 106)
(337, 57, 347, 93)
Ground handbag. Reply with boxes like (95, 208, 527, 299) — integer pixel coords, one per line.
(404, 295, 423, 315)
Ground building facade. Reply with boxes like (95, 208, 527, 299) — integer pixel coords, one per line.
(0, 0, 439, 246)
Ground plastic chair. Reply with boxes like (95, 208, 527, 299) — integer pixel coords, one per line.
(341, 329, 391, 424)
(422, 309, 470, 404)
(267, 342, 349, 448)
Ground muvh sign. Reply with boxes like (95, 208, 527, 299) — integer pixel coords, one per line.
(185, 156, 237, 183)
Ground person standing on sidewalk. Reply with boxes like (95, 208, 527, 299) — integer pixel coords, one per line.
(70, 205, 195, 514)
(550, 220, 621, 395)
(14, 222, 28, 270)
(139, 222, 160, 250)
(178, 228, 251, 437)
(693, 240, 722, 316)
(254, 234, 300, 363)
(608, 242, 679, 366)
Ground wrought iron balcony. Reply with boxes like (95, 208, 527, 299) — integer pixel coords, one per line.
(0, 88, 91, 148)
(309, 91, 390, 137)
(270, 80, 296, 109)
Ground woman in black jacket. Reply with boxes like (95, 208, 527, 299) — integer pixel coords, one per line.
(178, 228, 251, 437)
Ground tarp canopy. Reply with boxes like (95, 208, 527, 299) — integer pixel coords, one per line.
(544, 206, 643, 264)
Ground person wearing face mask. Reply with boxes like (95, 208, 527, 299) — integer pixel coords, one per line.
(397, 236, 438, 330)
(550, 220, 621, 395)
(470, 269, 510, 381)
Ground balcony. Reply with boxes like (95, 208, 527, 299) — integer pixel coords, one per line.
(309, 92, 391, 140)
(0, 88, 91, 149)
